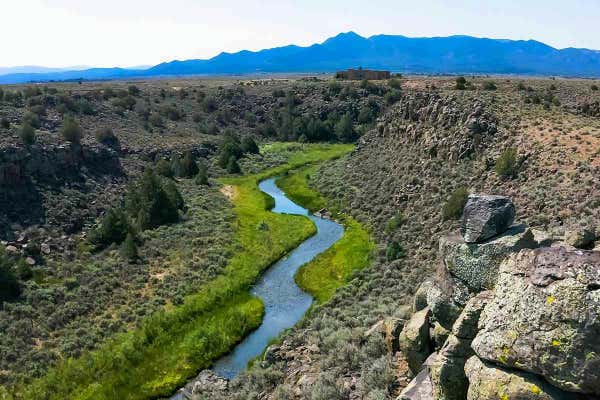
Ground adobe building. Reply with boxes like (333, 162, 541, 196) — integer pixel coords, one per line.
(335, 68, 391, 80)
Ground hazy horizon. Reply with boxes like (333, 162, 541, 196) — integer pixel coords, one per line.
(2, 0, 600, 69)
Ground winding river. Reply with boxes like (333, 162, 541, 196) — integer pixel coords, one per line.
(170, 177, 344, 399)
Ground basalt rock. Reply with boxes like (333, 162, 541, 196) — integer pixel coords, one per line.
(460, 195, 515, 243)
(426, 265, 473, 330)
(398, 307, 433, 374)
(464, 356, 585, 400)
(429, 292, 491, 400)
(439, 224, 537, 292)
(472, 247, 600, 396)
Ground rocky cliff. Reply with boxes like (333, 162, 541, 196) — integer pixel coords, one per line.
(398, 195, 600, 400)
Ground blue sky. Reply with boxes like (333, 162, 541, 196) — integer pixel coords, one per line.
(2, 0, 599, 67)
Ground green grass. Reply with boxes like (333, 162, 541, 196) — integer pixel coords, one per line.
(8, 143, 352, 400)
(276, 164, 374, 303)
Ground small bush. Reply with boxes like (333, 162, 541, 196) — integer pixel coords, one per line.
(149, 112, 164, 127)
(388, 78, 402, 89)
(194, 162, 209, 185)
(23, 111, 41, 129)
(495, 147, 519, 179)
(241, 137, 259, 154)
(483, 81, 497, 91)
(180, 151, 199, 178)
(120, 233, 138, 262)
(95, 127, 118, 146)
(128, 85, 140, 96)
(385, 213, 404, 232)
(455, 77, 467, 90)
(442, 187, 469, 220)
(386, 241, 406, 261)
(517, 82, 527, 91)
(202, 96, 217, 113)
(19, 124, 36, 145)
(592, 84, 599, 91)
(155, 158, 173, 178)
(60, 117, 83, 144)
(226, 156, 241, 174)
(0, 250, 21, 302)
(1, 118, 9, 129)
(89, 208, 130, 248)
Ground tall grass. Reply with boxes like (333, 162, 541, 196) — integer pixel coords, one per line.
(276, 164, 374, 303)
(9, 143, 353, 400)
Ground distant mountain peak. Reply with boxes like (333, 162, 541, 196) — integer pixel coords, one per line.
(2, 32, 600, 83)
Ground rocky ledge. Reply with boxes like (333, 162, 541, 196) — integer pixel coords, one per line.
(398, 194, 600, 400)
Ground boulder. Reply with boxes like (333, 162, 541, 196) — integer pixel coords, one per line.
(565, 227, 596, 249)
(413, 279, 433, 312)
(429, 322, 450, 351)
(428, 292, 491, 400)
(439, 224, 537, 291)
(189, 370, 228, 394)
(472, 247, 600, 395)
(426, 268, 472, 330)
(365, 317, 404, 353)
(398, 368, 434, 400)
(399, 308, 433, 374)
(460, 194, 515, 243)
(465, 356, 584, 400)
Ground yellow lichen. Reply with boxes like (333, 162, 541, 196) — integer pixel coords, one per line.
(531, 384, 542, 394)
(551, 339, 561, 347)
(546, 295, 556, 305)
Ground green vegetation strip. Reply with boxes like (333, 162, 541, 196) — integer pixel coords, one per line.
(8, 143, 352, 400)
(276, 164, 374, 303)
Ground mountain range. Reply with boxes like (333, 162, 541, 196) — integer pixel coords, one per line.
(2, 32, 600, 84)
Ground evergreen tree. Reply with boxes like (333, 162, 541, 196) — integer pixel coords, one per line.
(194, 162, 209, 185)
(241, 136, 259, 154)
(155, 158, 173, 178)
(120, 233, 138, 262)
(226, 156, 241, 174)
(181, 151, 199, 177)
(19, 123, 35, 145)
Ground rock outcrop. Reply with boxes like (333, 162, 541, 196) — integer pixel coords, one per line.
(472, 247, 600, 396)
(460, 195, 515, 243)
(399, 308, 433, 374)
(439, 224, 536, 291)
(464, 356, 582, 400)
(396, 195, 600, 400)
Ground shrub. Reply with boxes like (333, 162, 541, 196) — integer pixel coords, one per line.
(386, 241, 406, 261)
(95, 127, 118, 146)
(218, 139, 243, 169)
(592, 84, 599, 91)
(155, 158, 173, 178)
(170, 154, 183, 177)
(161, 105, 183, 121)
(241, 136, 259, 154)
(226, 156, 241, 174)
(125, 170, 182, 230)
(19, 124, 35, 145)
(272, 89, 286, 98)
(202, 96, 217, 113)
(23, 111, 41, 128)
(385, 213, 404, 232)
(0, 117, 9, 129)
(388, 78, 402, 89)
(0, 88, 3, 101)
(128, 85, 140, 96)
(334, 113, 355, 142)
(111, 95, 136, 111)
(495, 147, 519, 179)
(517, 82, 527, 91)
(194, 162, 209, 185)
(89, 208, 130, 248)
(483, 81, 497, 91)
(0, 250, 21, 302)
(180, 151, 199, 178)
(442, 187, 469, 220)
(60, 117, 83, 144)
(455, 77, 467, 90)
(120, 233, 138, 262)
(149, 112, 164, 127)
(384, 89, 401, 105)
(192, 112, 202, 123)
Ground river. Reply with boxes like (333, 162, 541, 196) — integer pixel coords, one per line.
(170, 177, 344, 399)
